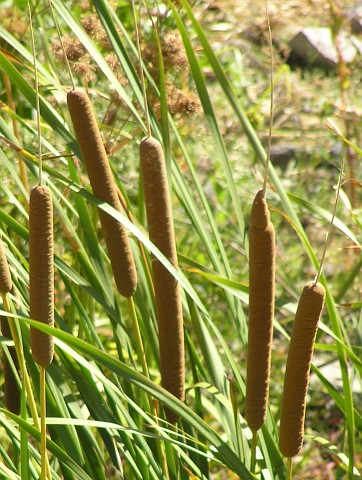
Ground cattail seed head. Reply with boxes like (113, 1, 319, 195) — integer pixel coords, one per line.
(1, 316, 20, 414)
(0, 239, 18, 411)
(0, 238, 12, 295)
(140, 136, 184, 424)
(279, 281, 326, 458)
(245, 189, 275, 432)
(250, 189, 270, 229)
(67, 88, 137, 298)
(29, 185, 54, 368)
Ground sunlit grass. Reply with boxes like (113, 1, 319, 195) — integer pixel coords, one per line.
(0, 0, 360, 478)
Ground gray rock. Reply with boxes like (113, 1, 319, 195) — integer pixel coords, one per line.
(351, 34, 362, 54)
(289, 27, 356, 69)
(270, 144, 306, 169)
(346, 3, 362, 33)
(351, 16, 362, 33)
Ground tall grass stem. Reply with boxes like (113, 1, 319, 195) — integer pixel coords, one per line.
(2, 294, 40, 429)
(40, 366, 50, 480)
(286, 457, 292, 480)
(127, 297, 149, 379)
(263, 0, 274, 194)
(250, 430, 258, 474)
(47, 0, 75, 89)
(131, 0, 151, 137)
(27, 0, 42, 185)
(315, 155, 345, 284)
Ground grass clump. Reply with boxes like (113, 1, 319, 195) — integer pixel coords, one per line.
(0, 1, 360, 479)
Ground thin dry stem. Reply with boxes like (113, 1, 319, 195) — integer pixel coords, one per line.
(315, 155, 345, 284)
(2, 73, 29, 196)
(48, 0, 75, 89)
(131, 0, 151, 137)
(27, 1, 42, 185)
(263, 0, 274, 195)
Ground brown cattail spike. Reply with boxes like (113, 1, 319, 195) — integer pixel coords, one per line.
(1, 315, 20, 413)
(245, 189, 275, 432)
(67, 88, 137, 298)
(0, 239, 19, 412)
(29, 185, 54, 368)
(140, 136, 184, 424)
(0, 238, 12, 295)
(279, 281, 326, 458)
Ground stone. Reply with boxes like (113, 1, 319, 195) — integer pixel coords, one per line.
(346, 3, 362, 33)
(288, 27, 356, 69)
(270, 144, 306, 169)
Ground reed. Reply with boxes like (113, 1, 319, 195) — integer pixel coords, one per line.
(67, 88, 137, 298)
(29, 185, 54, 368)
(140, 136, 184, 424)
(0, 237, 20, 413)
(279, 280, 326, 458)
(245, 189, 275, 432)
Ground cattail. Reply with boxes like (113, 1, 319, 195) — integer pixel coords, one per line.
(279, 281, 326, 458)
(0, 238, 12, 295)
(140, 136, 184, 424)
(245, 189, 275, 432)
(0, 238, 19, 413)
(1, 315, 20, 414)
(29, 185, 54, 368)
(67, 88, 137, 298)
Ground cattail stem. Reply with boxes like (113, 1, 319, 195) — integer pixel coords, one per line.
(286, 457, 293, 480)
(40, 366, 51, 480)
(127, 297, 149, 379)
(263, 0, 274, 194)
(130, 0, 151, 137)
(2, 73, 29, 197)
(127, 295, 170, 478)
(27, 0, 42, 184)
(47, 0, 75, 90)
(2, 294, 40, 429)
(250, 431, 258, 474)
(315, 155, 345, 284)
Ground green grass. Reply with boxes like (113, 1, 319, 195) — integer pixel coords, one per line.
(0, 0, 361, 478)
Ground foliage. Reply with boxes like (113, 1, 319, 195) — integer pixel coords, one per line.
(0, 0, 361, 478)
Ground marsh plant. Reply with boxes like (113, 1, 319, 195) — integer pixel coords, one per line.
(0, 1, 360, 479)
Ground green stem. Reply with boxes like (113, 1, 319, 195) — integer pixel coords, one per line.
(250, 430, 258, 474)
(286, 457, 293, 480)
(127, 297, 169, 479)
(127, 297, 149, 378)
(2, 294, 40, 429)
(40, 366, 47, 480)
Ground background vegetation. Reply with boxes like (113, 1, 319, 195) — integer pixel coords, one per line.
(0, 0, 361, 478)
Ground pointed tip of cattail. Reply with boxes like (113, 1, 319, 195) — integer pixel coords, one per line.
(250, 189, 270, 229)
(31, 184, 51, 201)
(67, 87, 87, 102)
(67, 89, 93, 122)
(304, 280, 325, 299)
(140, 136, 162, 158)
